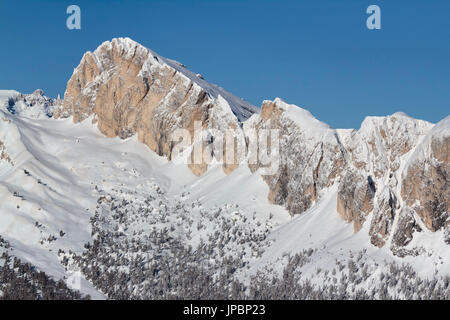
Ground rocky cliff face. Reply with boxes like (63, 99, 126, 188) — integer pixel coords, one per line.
(55, 37, 448, 254)
(336, 171, 374, 233)
(56, 37, 258, 175)
(244, 98, 344, 215)
(246, 99, 448, 253)
(400, 117, 450, 233)
(0, 139, 12, 165)
(336, 113, 435, 248)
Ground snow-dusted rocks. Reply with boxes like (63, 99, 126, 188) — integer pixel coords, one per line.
(337, 171, 374, 233)
(56, 37, 258, 176)
(401, 116, 449, 233)
(53, 37, 448, 252)
(0, 89, 57, 119)
(369, 186, 397, 247)
(354, 113, 432, 177)
(246, 98, 448, 253)
(0, 139, 12, 165)
(331, 112, 445, 249)
(245, 98, 344, 215)
(391, 207, 422, 251)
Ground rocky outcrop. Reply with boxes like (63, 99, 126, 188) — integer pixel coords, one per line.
(391, 207, 422, 249)
(334, 113, 441, 248)
(243, 98, 448, 252)
(401, 117, 450, 232)
(369, 187, 397, 247)
(354, 113, 431, 177)
(337, 172, 374, 233)
(4, 89, 57, 118)
(244, 98, 344, 215)
(56, 37, 258, 175)
(0, 139, 13, 165)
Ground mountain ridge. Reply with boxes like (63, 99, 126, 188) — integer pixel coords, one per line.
(0, 38, 448, 299)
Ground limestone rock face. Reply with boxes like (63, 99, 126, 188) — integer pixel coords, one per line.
(349, 113, 432, 177)
(244, 98, 345, 215)
(369, 187, 397, 247)
(337, 172, 374, 233)
(392, 207, 422, 249)
(56, 37, 258, 175)
(401, 117, 450, 233)
(247, 99, 448, 253)
(335, 113, 439, 249)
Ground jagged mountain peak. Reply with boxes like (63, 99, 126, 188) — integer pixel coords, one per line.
(360, 111, 432, 129)
(358, 111, 433, 149)
(248, 93, 448, 251)
(31, 89, 45, 97)
(75, 37, 259, 122)
(430, 116, 450, 138)
(391, 111, 410, 118)
(261, 97, 331, 133)
(56, 37, 262, 175)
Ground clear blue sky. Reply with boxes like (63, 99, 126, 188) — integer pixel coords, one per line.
(0, 0, 449, 128)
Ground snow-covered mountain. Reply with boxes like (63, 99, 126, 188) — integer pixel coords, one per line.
(0, 89, 58, 119)
(55, 37, 258, 176)
(0, 38, 448, 300)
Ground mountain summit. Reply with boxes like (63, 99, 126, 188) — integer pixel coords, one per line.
(55, 37, 258, 175)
